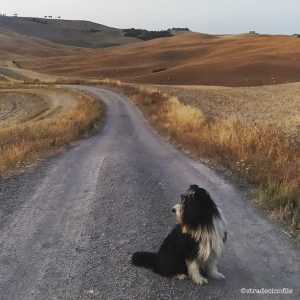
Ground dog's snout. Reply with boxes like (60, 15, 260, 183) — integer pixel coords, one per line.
(172, 207, 176, 213)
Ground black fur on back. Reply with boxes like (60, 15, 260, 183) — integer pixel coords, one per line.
(182, 184, 220, 230)
(131, 225, 198, 277)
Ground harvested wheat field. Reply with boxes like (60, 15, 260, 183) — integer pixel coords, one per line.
(0, 89, 74, 126)
(0, 87, 103, 177)
(22, 32, 300, 86)
(152, 82, 300, 137)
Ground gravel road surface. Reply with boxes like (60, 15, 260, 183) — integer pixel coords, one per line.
(0, 86, 299, 300)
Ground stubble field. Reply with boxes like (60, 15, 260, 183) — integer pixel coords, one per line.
(0, 86, 103, 177)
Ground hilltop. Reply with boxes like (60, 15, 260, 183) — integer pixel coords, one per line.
(0, 15, 139, 48)
(0, 16, 185, 81)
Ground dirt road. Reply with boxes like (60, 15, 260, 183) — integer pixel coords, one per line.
(0, 86, 299, 300)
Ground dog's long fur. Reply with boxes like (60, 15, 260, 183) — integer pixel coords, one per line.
(131, 184, 227, 285)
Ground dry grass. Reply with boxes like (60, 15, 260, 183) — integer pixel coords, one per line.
(0, 89, 103, 177)
(153, 83, 300, 137)
(102, 80, 300, 237)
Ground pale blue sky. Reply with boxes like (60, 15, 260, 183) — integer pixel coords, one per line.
(1, 0, 299, 34)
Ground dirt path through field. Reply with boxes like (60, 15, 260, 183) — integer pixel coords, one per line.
(0, 89, 77, 126)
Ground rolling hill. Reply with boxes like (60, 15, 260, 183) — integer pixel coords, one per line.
(1, 15, 300, 86)
(21, 32, 300, 86)
(0, 24, 96, 81)
(0, 16, 142, 81)
(0, 27, 94, 60)
(0, 16, 139, 48)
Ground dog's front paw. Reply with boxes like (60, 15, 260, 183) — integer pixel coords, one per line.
(175, 274, 188, 281)
(193, 276, 208, 285)
(210, 271, 225, 279)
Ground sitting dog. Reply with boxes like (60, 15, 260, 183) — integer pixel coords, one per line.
(131, 184, 227, 285)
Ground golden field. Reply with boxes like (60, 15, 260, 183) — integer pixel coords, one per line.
(152, 83, 300, 137)
(0, 86, 103, 177)
(21, 32, 300, 86)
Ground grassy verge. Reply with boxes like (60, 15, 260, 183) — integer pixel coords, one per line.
(0, 89, 103, 178)
(102, 80, 300, 238)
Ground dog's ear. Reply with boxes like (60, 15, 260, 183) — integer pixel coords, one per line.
(186, 185, 212, 204)
(194, 188, 218, 212)
(189, 184, 199, 191)
(188, 184, 198, 196)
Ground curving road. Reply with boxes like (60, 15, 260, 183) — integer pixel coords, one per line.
(0, 86, 299, 300)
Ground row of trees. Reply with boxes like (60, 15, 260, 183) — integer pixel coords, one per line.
(171, 27, 190, 31)
(123, 27, 190, 41)
(0, 13, 18, 17)
(0, 14, 61, 19)
(123, 28, 173, 40)
(43, 16, 61, 19)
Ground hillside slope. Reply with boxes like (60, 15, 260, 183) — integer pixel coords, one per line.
(22, 32, 300, 86)
(0, 16, 139, 48)
(0, 27, 94, 60)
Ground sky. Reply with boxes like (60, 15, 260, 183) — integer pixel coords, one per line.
(1, 0, 299, 34)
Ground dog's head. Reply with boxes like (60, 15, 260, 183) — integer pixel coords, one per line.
(172, 184, 219, 231)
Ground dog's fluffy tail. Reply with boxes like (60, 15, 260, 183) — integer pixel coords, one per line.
(131, 251, 156, 269)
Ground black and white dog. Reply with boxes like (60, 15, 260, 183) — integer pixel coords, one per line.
(131, 184, 227, 285)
